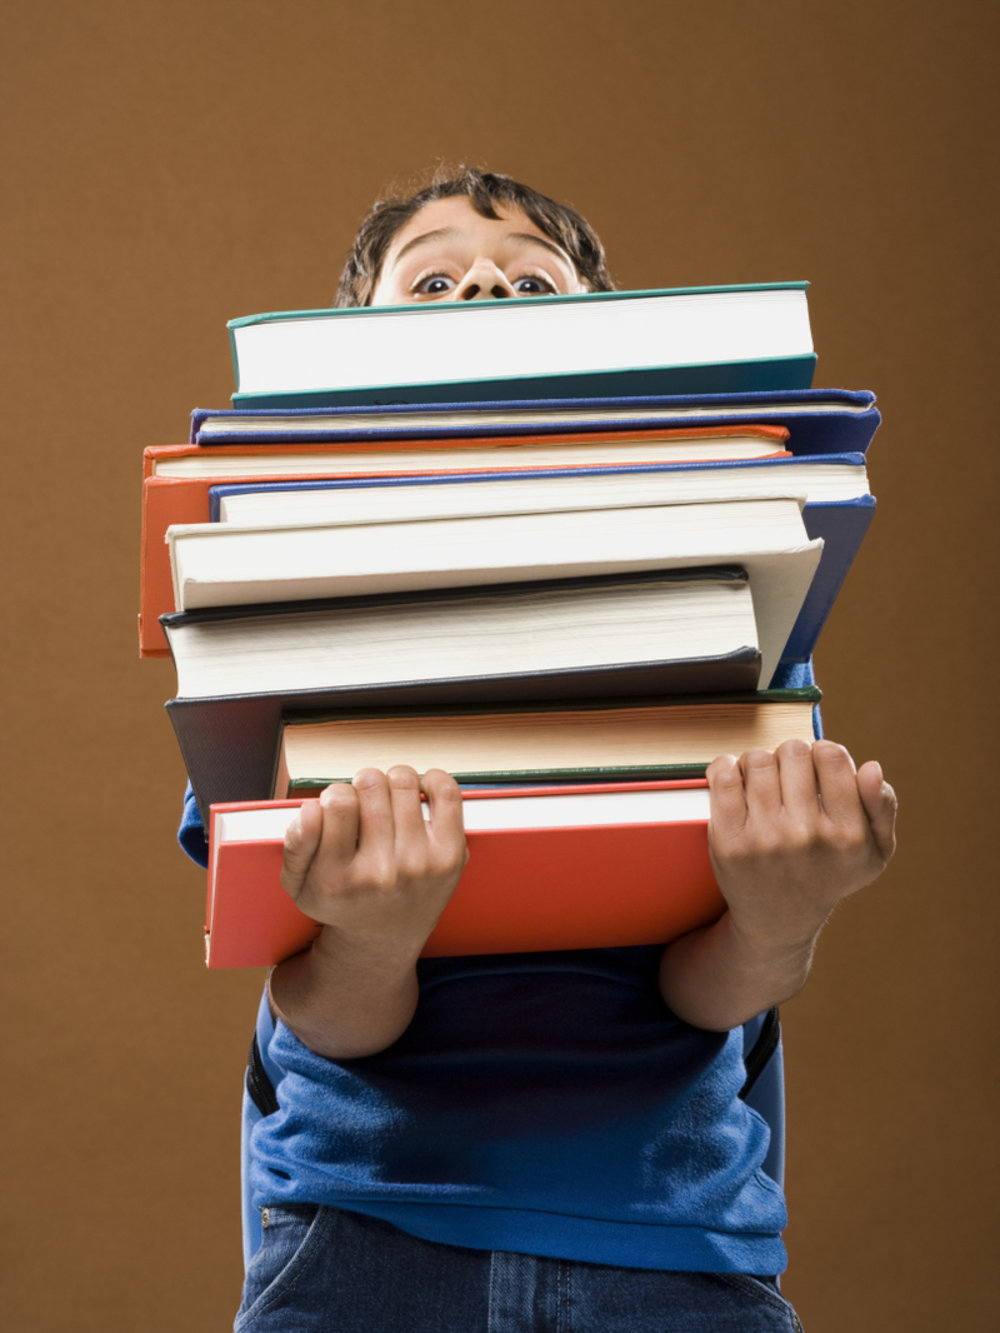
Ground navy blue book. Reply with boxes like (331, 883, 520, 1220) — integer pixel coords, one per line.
(191, 386, 878, 454)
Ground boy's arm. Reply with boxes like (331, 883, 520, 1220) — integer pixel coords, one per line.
(658, 738, 897, 1031)
(267, 766, 468, 1061)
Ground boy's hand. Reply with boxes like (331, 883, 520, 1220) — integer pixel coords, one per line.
(659, 738, 897, 1031)
(280, 766, 469, 958)
(706, 738, 897, 954)
(268, 767, 468, 1059)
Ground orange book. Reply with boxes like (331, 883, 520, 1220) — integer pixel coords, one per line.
(205, 780, 723, 968)
(139, 425, 790, 656)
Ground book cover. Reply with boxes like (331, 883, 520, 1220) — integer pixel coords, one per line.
(206, 780, 724, 967)
(786, 496, 876, 661)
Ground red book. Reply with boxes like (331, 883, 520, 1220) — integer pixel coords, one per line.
(205, 780, 723, 967)
(139, 425, 790, 656)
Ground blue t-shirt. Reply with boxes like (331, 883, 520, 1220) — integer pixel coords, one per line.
(250, 949, 787, 1274)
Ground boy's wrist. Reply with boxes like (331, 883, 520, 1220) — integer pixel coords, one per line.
(268, 936, 422, 1061)
(723, 917, 819, 1002)
(659, 909, 821, 1031)
(721, 900, 829, 968)
(310, 920, 427, 976)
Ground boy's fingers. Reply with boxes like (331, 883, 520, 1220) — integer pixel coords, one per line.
(706, 754, 748, 835)
(421, 768, 469, 857)
(857, 760, 898, 864)
(350, 768, 394, 857)
(422, 766, 464, 811)
(281, 799, 324, 897)
(386, 766, 468, 875)
(738, 747, 783, 820)
(811, 740, 864, 826)
(773, 738, 821, 820)
(385, 765, 426, 844)
(313, 779, 362, 860)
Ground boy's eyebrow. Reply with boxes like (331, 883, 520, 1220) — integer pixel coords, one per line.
(507, 233, 574, 264)
(391, 226, 573, 267)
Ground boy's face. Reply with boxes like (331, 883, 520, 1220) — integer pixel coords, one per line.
(370, 196, 588, 306)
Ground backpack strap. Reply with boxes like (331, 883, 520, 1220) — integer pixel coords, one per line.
(739, 1006, 781, 1100)
(246, 1031, 280, 1118)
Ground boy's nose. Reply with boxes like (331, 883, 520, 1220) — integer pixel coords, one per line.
(454, 260, 517, 301)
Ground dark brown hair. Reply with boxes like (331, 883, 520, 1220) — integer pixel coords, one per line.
(334, 167, 615, 307)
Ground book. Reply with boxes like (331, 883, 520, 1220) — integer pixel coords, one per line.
(172, 425, 794, 475)
(164, 496, 823, 684)
(205, 780, 724, 967)
(271, 688, 822, 795)
(209, 452, 870, 527)
(164, 567, 761, 696)
(138, 423, 792, 657)
(162, 569, 766, 818)
(190, 386, 879, 448)
(227, 283, 816, 409)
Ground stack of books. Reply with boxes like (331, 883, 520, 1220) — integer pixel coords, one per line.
(140, 283, 880, 966)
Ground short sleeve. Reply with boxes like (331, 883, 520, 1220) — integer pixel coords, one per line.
(178, 781, 209, 868)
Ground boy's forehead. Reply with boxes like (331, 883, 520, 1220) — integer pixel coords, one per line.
(384, 196, 552, 262)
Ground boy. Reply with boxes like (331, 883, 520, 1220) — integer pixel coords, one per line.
(180, 169, 897, 1330)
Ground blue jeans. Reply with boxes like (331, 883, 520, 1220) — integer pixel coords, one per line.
(235, 1205, 804, 1332)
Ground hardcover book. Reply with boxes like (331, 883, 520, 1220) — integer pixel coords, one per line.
(190, 386, 879, 448)
(271, 688, 822, 795)
(206, 780, 724, 966)
(227, 283, 816, 409)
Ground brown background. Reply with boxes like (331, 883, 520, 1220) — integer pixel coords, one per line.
(2, 1, 997, 1328)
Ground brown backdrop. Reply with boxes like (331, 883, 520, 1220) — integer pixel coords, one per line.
(3, 2, 997, 1329)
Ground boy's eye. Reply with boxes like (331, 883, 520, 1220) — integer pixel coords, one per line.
(407, 269, 559, 300)
(512, 275, 556, 295)
(412, 273, 456, 296)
